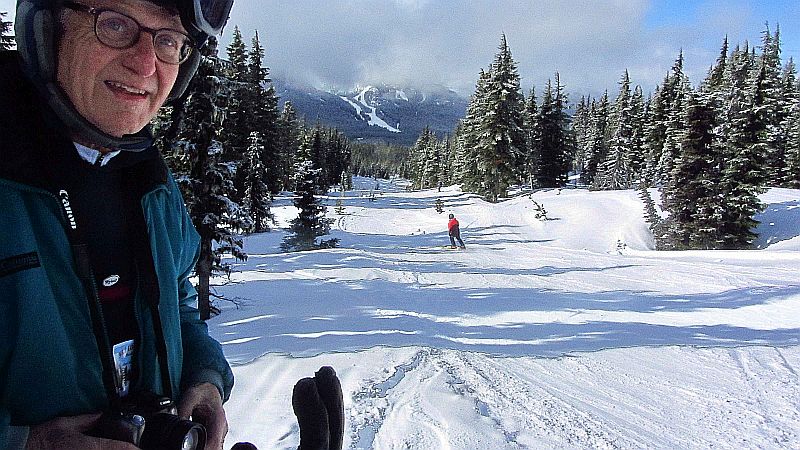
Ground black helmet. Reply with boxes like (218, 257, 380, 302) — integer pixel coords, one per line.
(448, 213, 454, 219)
(14, 0, 233, 151)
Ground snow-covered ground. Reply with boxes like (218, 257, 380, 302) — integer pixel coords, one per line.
(214, 178, 800, 449)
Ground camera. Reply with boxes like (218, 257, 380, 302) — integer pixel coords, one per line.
(89, 391, 206, 450)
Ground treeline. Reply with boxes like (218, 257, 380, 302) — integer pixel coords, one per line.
(350, 142, 410, 179)
(409, 26, 800, 250)
(408, 35, 574, 201)
(156, 28, 351, 317)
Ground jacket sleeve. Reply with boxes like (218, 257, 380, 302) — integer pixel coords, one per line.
(177, 261, 234, 402)
(168, 179, 234, 403)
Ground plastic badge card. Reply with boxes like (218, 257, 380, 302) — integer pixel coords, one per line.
(113, 339, 136, 397)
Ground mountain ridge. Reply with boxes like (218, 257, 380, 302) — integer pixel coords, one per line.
(273, 79, 469, 147)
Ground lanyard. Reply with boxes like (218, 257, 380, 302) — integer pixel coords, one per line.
(56, 188, 174, 407)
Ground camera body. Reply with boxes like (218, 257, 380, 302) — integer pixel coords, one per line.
(89, 391, 206, 450)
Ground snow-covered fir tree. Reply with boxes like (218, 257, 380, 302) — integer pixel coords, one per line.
(594, 70, 637, 190)
(662, 92, 724, 249)
(778, 58, 799, 186)
(222, 27, 255, 201)
(652, 52, 692, 185)
(523, 87, 542, 187)
(410, 126, 440, 189)
(755, 24, 787, 185)
(281, 134, 339, 252)
(463, 35, 527, 201)
(785, 72, 800, 188)
(571, 95, 591, 184)
(719, 63, 770, 248)
(321, 127, 352, 191)
(242, 131, 274, 233)
(583, 92, 610, 185)
(454, 69, 491, 193)
(534, 74, 574, 188)
(0, 12, 13, 50)
(246, 32, 282, 194)
(437, 137, 453, 187)
(277, 101, 303, 191)
(166, 38, 249, 319)
(628, 85, 647, 178)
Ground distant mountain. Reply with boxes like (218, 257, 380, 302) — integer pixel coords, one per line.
(273, 79, 469, 147)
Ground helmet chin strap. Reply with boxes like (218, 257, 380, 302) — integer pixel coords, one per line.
(44, 79, 155, 152)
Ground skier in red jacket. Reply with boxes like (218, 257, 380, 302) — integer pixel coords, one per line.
(448, 213, 466, 249)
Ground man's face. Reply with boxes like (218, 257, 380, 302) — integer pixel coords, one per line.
(56, 0, 184, 138)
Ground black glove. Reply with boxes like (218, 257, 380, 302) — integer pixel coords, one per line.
(292, 366, 345, 450)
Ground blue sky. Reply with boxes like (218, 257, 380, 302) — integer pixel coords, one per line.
(2, 0, 798, 97)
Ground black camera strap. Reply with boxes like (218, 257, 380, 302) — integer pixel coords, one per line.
(56, 186, 175, 409)
(56, 188, 124, 411)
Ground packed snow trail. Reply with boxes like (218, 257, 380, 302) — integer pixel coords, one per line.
(215, 178, 800, 449)
(224, 346, 800, 449)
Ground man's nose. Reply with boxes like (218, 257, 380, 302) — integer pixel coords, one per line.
(122, 32, 158, 77)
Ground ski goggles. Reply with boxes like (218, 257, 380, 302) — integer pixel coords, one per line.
(181, 0, 233, 36)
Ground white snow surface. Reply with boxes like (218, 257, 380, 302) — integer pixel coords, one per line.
(215, 178, 800, 449)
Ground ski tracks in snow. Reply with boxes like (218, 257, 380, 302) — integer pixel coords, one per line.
(347, 348, 623, 449)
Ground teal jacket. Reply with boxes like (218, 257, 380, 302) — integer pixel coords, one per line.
(0, 52, 234, 446)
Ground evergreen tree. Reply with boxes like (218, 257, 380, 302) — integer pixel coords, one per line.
(247, 32, 282, 194)
(755, 24, 787, 185)
(281, 135, 339, 252)
(410, 126, 439, 189)
(534, 74, 575, 188)
(323, 127, 352, 191)
(571, 95, 591, 183)
(637, 181, 668, 250)
(226, 26, 248, 79)
(167, 38, 248, 319)
(0, 12, 13, 51)
(657, 52, 692, 185)
(523, 87, 542, 187)
(785, 72, 800, 188)
(473, 35, 527, 201)
(455, 69, 491, 193)
(702, 35, 729, 93)
(778, 58, 798, 186)
(595, 70, 636, 190)
(242, 131, 274, 233)
(644, 52, 691, 186)
(220, 26, 252, 201)
(663, 92, 723, 249)
(719, 64, 769, 248)
(583, 92, 610, 185)
(437, 136, 453, 187)
(629, 85, 647, 178)
(277, 101, 302, 191)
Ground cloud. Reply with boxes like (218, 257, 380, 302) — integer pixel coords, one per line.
(5, 0, 794, 99)
(225, 0, 665, 96)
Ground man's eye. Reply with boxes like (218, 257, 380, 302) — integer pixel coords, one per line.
(156, 33, 180, 49)
(99, 17, 130, 34)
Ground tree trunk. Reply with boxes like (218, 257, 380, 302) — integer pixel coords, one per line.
(197, 237, 213, 320)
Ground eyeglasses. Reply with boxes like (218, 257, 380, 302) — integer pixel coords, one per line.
(63, 1, 195, 65)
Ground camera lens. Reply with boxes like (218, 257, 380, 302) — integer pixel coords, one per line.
(140, 413, 207, 450)
(182, 428, 201, 450)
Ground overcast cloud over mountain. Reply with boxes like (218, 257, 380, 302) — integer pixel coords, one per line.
(216, 0, 799, 97)
(1, 0, 796, 97)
